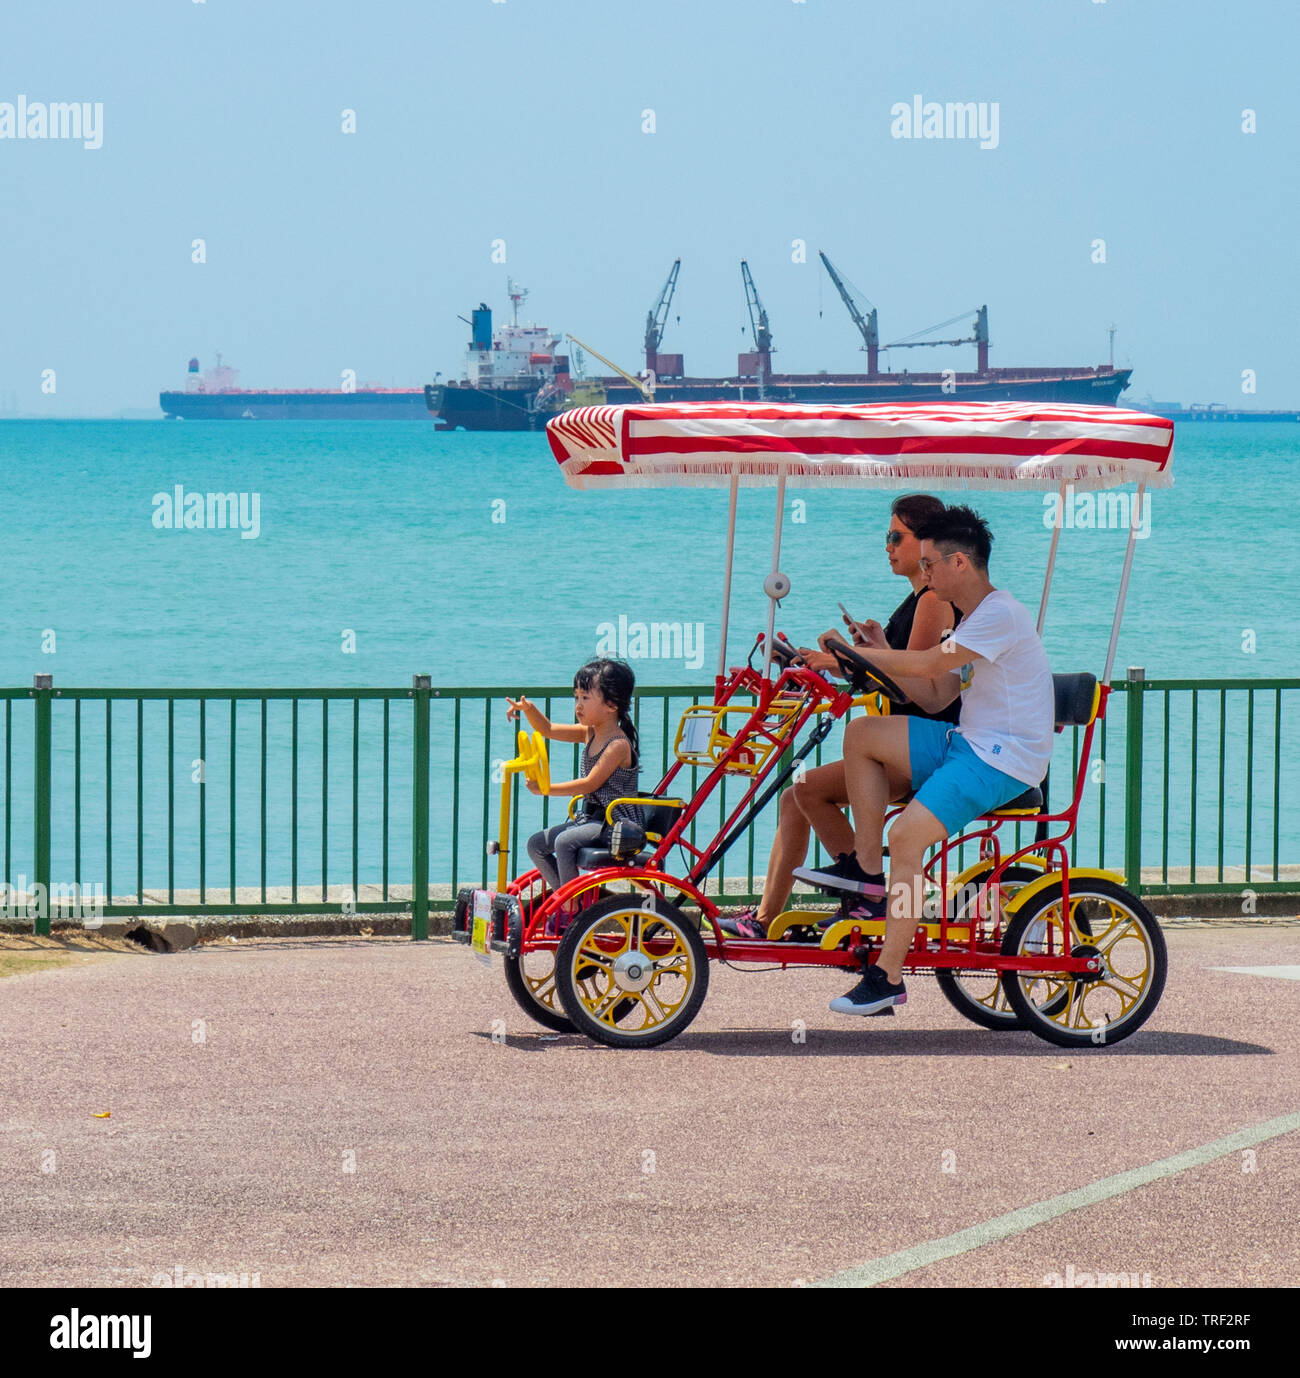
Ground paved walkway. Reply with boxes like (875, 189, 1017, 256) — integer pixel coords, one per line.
(1, 926, 1296, 1287)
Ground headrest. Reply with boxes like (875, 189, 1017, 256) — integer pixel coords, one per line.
(1053, 673, 1099, 727)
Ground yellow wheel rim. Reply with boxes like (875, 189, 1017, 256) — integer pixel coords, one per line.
(568, 905, 697, 1035)
(518, 949, 566, 1017)
(948, 873, 1024, 1015)
(1011, 893, 1156, 1034)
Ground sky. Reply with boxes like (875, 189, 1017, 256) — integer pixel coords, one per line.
(1, 0, 1296, 415)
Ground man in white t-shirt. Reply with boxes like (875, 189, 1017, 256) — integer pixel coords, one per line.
(792, 505, 1054, 1017)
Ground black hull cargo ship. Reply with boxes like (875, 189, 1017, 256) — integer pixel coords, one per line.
(426, 258, 1133, 432)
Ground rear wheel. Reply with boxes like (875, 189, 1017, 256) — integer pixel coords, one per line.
(1000, 879, 1167, 1048)
(555, 894, 708, 1048)
(934, 864, 1042, 1030)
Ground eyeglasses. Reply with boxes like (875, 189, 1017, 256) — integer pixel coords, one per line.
(885, 530, 906, 547)
(917, 552, 956, 575)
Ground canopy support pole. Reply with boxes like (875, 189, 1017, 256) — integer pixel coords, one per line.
(716, 471, 740, 683)
(1037, 480, 1067, 635)
(1103, 483, 1147, 685)
(763, 472, 788, 679)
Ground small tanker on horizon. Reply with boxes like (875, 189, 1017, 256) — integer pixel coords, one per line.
(159, 356, 427, 420)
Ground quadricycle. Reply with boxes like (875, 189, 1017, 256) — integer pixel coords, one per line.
(452, 400, 1175, 1051)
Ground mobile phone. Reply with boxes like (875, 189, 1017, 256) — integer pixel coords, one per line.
(837, 602, 857, 625)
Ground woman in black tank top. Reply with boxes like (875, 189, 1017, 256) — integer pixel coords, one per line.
(823, 496, 961, 723)
(718, 495, 959, 939)
(881, 586, 962, 725)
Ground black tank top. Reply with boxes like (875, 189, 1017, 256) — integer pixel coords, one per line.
(883, 587, 962, 724)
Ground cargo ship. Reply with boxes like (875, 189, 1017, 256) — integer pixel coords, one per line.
(160, 356, 427, 420)
(425, 256, 1133, 432)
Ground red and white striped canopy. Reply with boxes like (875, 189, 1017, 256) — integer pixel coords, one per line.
(546, 401, 1174, 492)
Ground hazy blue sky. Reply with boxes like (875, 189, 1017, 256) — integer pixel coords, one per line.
(2, 0, 1296, 415)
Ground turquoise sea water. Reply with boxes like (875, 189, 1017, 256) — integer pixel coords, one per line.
(1, 419, 1297, 687)
(0, 419, 1296, 896)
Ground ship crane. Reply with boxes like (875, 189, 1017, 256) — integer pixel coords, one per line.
(884, 306, 990, 373)
(566, 334, 654, 401)
(644, 259, 680, 375)
(740, 260, 773, 397)
(819, 252, 879, 378)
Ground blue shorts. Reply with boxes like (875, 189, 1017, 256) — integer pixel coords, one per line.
(907, 719, 1032, 835)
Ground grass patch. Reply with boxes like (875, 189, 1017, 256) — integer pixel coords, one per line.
(0, 936, 142, 979)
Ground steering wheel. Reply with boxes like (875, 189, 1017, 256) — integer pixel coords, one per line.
(827, 640, 911, 705)
(517, 729, 551, 794)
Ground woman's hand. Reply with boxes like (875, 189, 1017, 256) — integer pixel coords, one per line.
(523, 777, 541, 795)
(797, 647, 841, 674)
(857, 618, 887, 649)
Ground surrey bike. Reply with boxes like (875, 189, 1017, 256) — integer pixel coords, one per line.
(452, 400, 1174, 1050)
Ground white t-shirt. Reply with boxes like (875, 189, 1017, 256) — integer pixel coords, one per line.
(950, 589, 1054, 786)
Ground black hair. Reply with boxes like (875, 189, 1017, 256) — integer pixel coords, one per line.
(890, 493, 946, 533)
(573, 658, 639, 768)
(910, 503, 994, 571)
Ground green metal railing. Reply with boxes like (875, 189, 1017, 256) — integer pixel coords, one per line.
(1, 672, 1296, 936)
(1118, 669, 1299, 897)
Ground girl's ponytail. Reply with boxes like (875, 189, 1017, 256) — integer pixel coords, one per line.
(617, 707, 640, 771)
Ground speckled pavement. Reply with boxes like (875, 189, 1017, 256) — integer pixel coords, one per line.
(1, 925, 1296, 1288)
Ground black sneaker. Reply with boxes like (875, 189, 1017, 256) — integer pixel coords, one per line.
(715, 908, 768, 940)
(829, 964, 907, 1016)
(792, 852, 886, 898)
(817, 894, 887, 931)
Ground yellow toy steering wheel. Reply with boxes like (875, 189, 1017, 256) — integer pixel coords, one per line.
(516, 729, 550, 795)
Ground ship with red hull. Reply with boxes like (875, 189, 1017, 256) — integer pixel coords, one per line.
(160, 356, 426, 420)
(426, 256, 1133, 432)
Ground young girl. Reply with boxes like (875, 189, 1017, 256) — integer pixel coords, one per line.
(506, 658, 640, 917)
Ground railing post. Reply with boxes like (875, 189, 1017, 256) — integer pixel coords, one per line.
(32, 674, 53, 937)
(1124, 666, 1145, 896)
(411, 674, 431, 941)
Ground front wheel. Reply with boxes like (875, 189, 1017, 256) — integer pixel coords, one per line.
(503, 947, 576, 1033)
(555, 894, 709, 1048)
(1000, 879, 1167, 1049)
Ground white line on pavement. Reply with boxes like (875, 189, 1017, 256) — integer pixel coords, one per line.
(811, 1110, 1300, 1288)
(1211, 965, 1300, 981)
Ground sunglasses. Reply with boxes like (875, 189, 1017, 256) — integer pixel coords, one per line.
(885, 530, 907, 547)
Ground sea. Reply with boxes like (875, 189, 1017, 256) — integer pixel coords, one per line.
(0, 419, 1296, 898)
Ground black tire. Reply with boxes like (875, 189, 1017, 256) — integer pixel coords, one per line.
(934, 864, 1044, 1030)
(502, 903, 637, 1032)
(1000, 878, 1167, 1049)
(555, 894, 709, 1048)
(503, 947, 577, 1032)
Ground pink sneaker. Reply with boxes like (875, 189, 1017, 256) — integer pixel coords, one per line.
(715, 908, 768, 940)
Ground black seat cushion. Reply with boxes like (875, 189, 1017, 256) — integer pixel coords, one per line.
(576, 800, 685, 870)
(642, 803, 685, 837)
(576, 845, 655, 869)
(1053, 673, 1098, 727)
(991, 784, 1043, 813)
